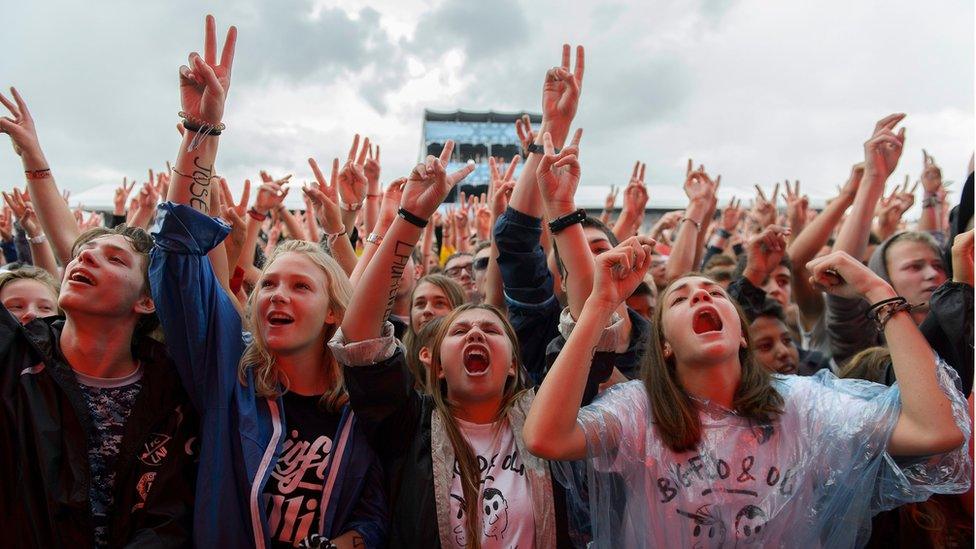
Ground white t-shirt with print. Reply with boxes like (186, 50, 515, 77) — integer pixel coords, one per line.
(448, 418, 535, 549)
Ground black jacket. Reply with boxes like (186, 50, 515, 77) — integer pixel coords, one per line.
(343, 347, 612, 548)
(0, 306, 198, 548)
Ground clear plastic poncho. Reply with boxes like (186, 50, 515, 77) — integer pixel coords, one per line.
(561, 361, 971, 548)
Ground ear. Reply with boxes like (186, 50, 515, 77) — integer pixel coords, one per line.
(324, 307, 338, 325)
(740, 336, 748, 349)
(133, 295, 155, 315)
(662, 342, 672, 358)
(419, 346, 432, 367)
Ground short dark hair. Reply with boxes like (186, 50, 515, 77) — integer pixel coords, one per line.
(732, 252, 792, 281)
(630, 281, 653, 298)
(553, 215, 619, 281)
(744, 297, 786, 325)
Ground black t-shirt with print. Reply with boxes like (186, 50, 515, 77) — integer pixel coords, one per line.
(264, 392, 342, 548)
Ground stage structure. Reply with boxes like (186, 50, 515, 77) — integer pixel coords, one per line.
(421, 109, 541, 203)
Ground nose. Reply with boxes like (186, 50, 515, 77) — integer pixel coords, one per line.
(270, 291, 287, 304)
(76, 246, 97, 265)
(689, 288, 713, 305)
(20, 310, 36, 324)
(774, 341, 790, 360)
(921, 264, 941, 281)
(464, 326, 487, 343)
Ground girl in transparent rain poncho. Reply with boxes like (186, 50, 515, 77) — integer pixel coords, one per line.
(524, 238, 971, 548)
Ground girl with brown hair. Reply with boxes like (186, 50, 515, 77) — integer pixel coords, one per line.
(332, 139, 611, 548)
(525, 245, 970, 547)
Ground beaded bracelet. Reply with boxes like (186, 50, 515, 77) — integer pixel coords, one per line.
(25, 168, 51, 180)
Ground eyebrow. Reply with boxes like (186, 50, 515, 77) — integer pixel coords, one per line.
(669, 280, 720, 296)
(84, 241, 135, 260)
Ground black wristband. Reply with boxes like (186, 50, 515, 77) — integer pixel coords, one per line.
(524, 143, 544, 156)
(716, 228, 732, 238)
(182, 120, 222, 136)
(397, 207, 429, 228)
(548, 208, 587, 234)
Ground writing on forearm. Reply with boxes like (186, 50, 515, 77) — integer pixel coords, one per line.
(173, 156, 214, 213)
(383, 240, 413, 320)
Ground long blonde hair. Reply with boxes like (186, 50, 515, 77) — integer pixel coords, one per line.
(239, 240, 353, 411)
(426, 304, 528, 549)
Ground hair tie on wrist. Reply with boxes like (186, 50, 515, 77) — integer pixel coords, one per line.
(247, 208, 267, 222)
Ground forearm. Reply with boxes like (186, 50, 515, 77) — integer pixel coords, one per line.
(278, 207, 306, 241)
(342, 217, 421, 341)
(885, 298, 964, 454)
(25, 232, 59, 281)
(919, 200, 942, 233)
(551, 224, 593, 320)
(238, 215, 261, 270)
(789, 196, 850, 266)
(20, 153, 80, 264)
(693, 211, 714, 270)
(524, 298, 614, 460)
(168, 132, 219, 214)
(484, 240, 506, 312)
(834, 174, 883, 258)
(664, 200, 708, 282)
(331, 234, 358, 277)
(509, 123, 551, 218)
(612, 210, 636, 241)
(365, 193, 380, 234)
(304, 209, 320, 244)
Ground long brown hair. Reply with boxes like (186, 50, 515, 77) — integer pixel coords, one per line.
(403, 274, 466, 384)
(239, 240, 353, 412)
(426, 304, 528, 549)
(643, 274, 784, 452)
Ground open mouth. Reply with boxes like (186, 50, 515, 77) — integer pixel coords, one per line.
(266, 311, 295, 327)
(462, 343, 490, 376)
(67, 269, 96, 286)
(692, 307, 723, 334)
(777, 362, 797, 375)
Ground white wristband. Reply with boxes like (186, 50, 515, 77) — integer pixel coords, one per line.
(28, 234, 47, 245)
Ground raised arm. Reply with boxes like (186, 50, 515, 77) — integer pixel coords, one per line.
(808, 251, 964, 456)
(509, 45, 584, 218)
(833, 114, 906, 260)
(483, 157, 518, 310)
(919, 150, 946, 236)
(308, 157, 362, 277)
(524, 235, 655, 461)
(665, 161, 717, 282)
(787, 165, 860, 326)
(341, 141, 474, 342)
(536, 129, 592, 319)
(2, 188, 59, 279)
(0, 88, 80, 263)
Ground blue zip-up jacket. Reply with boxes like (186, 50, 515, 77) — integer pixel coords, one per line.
(149, 203, 388, 548)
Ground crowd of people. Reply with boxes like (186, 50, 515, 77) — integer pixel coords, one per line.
(0, 14, 973, 549)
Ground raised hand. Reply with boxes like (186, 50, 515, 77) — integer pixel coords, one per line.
(684, 160, 718, 204)
(720, 197, 743, 232)
(752, 182, 779, 226)
(179, 15, 237, 125)
(744, 225, 791, 282)
(807, 250, 893, 301)
(364, 143, 381, 189)
(920, 149, 943, 194)
(0, 87, 46, 167)
(515, 115, 536, 153)
(536, 129, 583, 217)
(0, 207, 11, 242)
(604, 185, 619, 211)
(783, 180, 808, 231)
(863, 113, 906, 182)
(306, 157, 343, 233)
(400, 140, 475, 221)
(375, 178, 406, 232)
(2, 188, 40, 237)
(337, 134, 369, 209)
(488, 155, 519, 217)
(542, 44, 585, 141)
(839, 162, 866, 200)
(217, 176, 250, 218)
(590, 236, 657, 307)
(253, 175, 291, 215)
(114, 177, 136, 216)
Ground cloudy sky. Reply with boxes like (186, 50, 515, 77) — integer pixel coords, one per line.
(1, 0, 972, 212)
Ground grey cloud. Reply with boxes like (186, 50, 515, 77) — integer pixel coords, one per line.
(408, 0, 531, 63)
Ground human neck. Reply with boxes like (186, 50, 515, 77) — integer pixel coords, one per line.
(276, 338, 332, 396)
(391, 293, 410, 318)
(675, 356, 742, 410)
(451, 394, 504, 425)
(60, 313, 139, 379)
